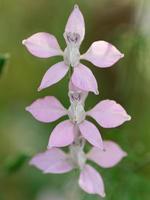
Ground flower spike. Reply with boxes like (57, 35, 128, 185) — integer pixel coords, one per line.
(24, 5, 131, 198)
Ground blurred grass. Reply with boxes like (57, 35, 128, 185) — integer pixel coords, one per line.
(0, 54, 9, 76)
(0, 0, 150, 200)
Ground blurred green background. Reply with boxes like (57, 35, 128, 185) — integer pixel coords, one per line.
(0, 0, 150, 199)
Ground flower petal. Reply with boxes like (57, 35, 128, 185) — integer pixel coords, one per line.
(65, 5, 85, 45)
(22, 32, 62, 58)
(38, 62, 69, 91)
(87, 141, 127, 168)
(26, 96, 67, 123)
(69, 79, 84, 92)
(30, 148, 74, 174)
(81, 41, 124, 68)
(79, 164, 105, 197)
(71, 64, 98, 94)
(48, 120, 75, 148)
(87, 100, 131, 128)
(79, 120, 103, 149)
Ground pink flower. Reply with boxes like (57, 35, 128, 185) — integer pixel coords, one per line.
(22, 5, 123, 94)
(30, 140, 127, 197)
(26, 96, 131, 149)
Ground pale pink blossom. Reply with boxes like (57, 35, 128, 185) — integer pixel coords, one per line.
(22, 5, 123, 94)
(26, 96, 131, 149)
(30, 140, 127, 197)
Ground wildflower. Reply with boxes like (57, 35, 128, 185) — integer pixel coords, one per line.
(26, 95, 131, 149)
(22, 5, 123, 94)
(30, 140, 127, 197)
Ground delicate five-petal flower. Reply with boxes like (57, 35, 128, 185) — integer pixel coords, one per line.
(23, 5, 123, 94)
(26, 96, 131, 149)
(30, 140, 127, 197)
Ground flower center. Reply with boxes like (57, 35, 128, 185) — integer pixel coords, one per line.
(69, 91, 82, 102)
(66, 32, 80, 44)
(68, 102, 86, 124)
(68, 88, 88, 106)
(63, 32, 80, 67)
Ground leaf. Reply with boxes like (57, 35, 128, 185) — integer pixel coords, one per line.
(3, 153, 30, 174)
(0, 53, 9, 76)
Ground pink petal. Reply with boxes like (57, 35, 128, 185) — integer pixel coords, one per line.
(79, 164, 105, 197)
(69, 79, 82, 92)
(79, 120, 103, 149)
(65, 5, 85, 44)
(30, 148, 74, 174)
(87, 100, 131, 128)
(87, 141, 127, 168)
(81, 41, 124, 68)
(26, 96, 67, 123)
(71, 64, 98, 94)
(22, 32, 62, 58)
(38, 62, 69, 91)
(48, 120, 75, 148)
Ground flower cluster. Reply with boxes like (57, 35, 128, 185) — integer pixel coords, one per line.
(23, 5, 131, 198)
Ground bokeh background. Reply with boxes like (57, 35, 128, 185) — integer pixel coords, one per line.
(0, 0, 150, 199)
